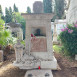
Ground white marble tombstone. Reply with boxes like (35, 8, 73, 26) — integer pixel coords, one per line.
(13, 13, 57, 70)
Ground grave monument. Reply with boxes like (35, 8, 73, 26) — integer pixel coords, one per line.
(13, 13, 57, 77)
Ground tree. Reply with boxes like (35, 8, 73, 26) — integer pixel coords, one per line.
(33, 1, 43, 13)
(13, 4, 19, 12)
(55, 0, 64, 19)
(5, 7, 10, 23)
(43, 0, 52, 13)
(9, 7, 13, 21)
(5, 7, 12, 23)
(9, 7, 12, 14)
(0, 5, 2, 15)
(27, 6, 31, 13)
(0, 5, 4, 20)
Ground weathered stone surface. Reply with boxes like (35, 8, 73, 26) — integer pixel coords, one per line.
(67, 0, 77, 23)
(0, 50, 3, 62)
(25, 70, 53, 77)
(14, 40, 24, 63)
(31, 37, 47, 52)
(75, 55, 77, 60)
(7, 22, 23, 40)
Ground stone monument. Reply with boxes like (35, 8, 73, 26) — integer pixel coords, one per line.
(13, 13, 57, 77)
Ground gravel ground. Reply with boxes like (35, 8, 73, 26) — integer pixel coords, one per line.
(0, 52, 77, 77)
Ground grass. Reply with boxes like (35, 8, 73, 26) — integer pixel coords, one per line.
(53, 45, 61, 53)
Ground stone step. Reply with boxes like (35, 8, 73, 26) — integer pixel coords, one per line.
(25, 70, 53, 77)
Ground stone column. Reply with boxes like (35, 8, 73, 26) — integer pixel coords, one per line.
(53, 23, 57, 43)
(46, 20, 53, 53)
(25, 24, 31, 55)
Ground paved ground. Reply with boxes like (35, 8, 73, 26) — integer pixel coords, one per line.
(0, 52, 77, 77)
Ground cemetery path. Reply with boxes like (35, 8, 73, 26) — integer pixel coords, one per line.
(0, 52, 77, 77)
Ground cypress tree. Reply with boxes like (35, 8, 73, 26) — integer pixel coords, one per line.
(0, 5, 2, 15)
(27, 6, 31, 13)
(5, 7, 11, 23)
(13, 4, 19, 12)
(9, 7, 13, 22)
(55, 0, 64, 19)
(0, 5, 4, 20)
(43, 0, 52, 13)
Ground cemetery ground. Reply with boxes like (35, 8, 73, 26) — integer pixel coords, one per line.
(0, 45, 77, 77)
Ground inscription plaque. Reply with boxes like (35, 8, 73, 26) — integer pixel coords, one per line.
(31, 37, 47, 52)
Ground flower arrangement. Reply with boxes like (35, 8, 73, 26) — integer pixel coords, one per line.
(59, 21, 77, 56)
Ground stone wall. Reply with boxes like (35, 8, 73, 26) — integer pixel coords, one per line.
(67, 0, 77, 23)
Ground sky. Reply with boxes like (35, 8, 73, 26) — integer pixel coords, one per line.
(0, 0, 43, 14)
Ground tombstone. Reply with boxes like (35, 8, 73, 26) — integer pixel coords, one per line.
(0, 50, 3, 62)
(13, 13, 57, 70)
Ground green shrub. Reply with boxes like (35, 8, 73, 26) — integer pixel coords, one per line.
(21, 40, 25, 46)
(0, 17, 5, 31)
(59, 23, 77, 56)
(0, 29, 17, 48)
(53, 45, 61, 53)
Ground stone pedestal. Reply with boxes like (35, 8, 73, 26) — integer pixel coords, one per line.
(25, 70, 53, 77)
(0, 50, 3, 62)
(14, 40, 24, 63)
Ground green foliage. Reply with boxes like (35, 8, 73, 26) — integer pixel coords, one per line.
(13, 4, 19, 12)
(55, 0, 64, 19)
(0, 17, 5, 30)
(5, 7, 12, 23)
(53, 45, 61, 53)
(0, 17, 4, 25)
(59, 24, 77, 56)
(9, 7, 13, 21)
(27, 6, 31, 13)
(21, 40, 25, 46)
(43, 0, 52, 13)
(0, 29, 17, 47)
(0, 5, 4, 20)
(0, 5, 2, 15)
(5, 4, 19, 23)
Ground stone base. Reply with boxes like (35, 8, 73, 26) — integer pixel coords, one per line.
(13, 56, 57, 70)
(24, 70, 53, 77)
(0, 50, 3, 62)
(75, 55, 77, 60)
